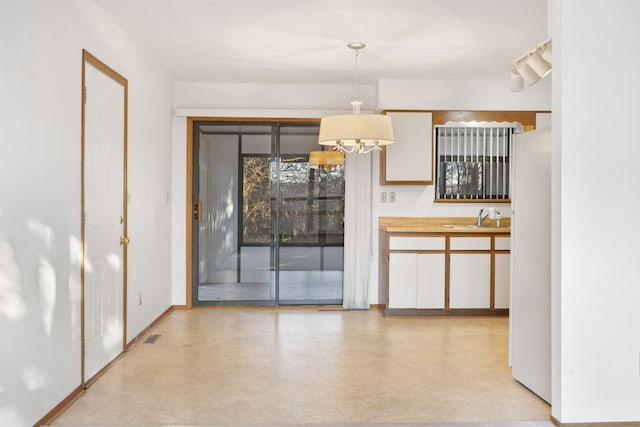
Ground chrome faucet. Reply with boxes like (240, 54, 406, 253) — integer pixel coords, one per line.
(477, 208, 489, 226)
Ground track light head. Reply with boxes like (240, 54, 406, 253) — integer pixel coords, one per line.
(527, 51, 552, 78)
(515, 56, 540, 86)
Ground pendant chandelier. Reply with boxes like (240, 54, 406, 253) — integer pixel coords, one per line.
(318, 43, 394, 154)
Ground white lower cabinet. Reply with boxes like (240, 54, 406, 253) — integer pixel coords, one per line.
(449, 253, 491, 308)
(388, 253, 418, 308)
(494, 253, 510, 308)
(386, 233, 509, 312)
(388, 253, 445, 309)
(417, 254, 446, 308)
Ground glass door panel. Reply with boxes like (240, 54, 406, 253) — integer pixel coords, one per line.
(277, 125, 344, 305)
(194, 124, 275, 305)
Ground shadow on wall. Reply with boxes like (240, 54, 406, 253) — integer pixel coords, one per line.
(0, 208, 81, 427)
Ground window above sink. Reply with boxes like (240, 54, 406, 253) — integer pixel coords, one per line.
(434, 124, 518, 202)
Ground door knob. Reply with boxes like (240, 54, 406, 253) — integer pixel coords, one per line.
(120, 236, 129, 245)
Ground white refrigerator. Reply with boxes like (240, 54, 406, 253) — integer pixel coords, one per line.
(510, 122, 552, 403)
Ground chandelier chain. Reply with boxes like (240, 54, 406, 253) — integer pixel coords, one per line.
(354, 48, 359, 103)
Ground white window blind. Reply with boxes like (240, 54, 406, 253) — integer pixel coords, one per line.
(435, 125, 513, 200)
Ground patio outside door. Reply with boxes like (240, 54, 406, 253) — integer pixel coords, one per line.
(192, 122, 344, 306)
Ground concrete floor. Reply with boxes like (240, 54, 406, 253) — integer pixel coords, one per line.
(50, 308, 551, 426)
(198, 271, 343, 302)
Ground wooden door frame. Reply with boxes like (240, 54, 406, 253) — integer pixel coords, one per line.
(185, 117, 320, 309)
(80, 49, 128, 387)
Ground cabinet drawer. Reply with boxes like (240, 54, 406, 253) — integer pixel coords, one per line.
(450, 237, 491, 250)
(494, 237, 511, 251)
(389, 236, 445, 251)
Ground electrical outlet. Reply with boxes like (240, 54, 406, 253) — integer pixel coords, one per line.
(389, 191, 396, 203)
(380, 192, 387, 203)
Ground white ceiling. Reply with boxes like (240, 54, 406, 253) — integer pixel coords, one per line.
(92, 0, 547, 84)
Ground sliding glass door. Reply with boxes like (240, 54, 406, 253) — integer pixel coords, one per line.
(192, 121, 344, 306)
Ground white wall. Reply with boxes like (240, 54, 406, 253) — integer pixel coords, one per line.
(549, 0, 563, 419)
(378, 78, 552, 111)
(171, 116, 187, 304)
(551, 0, 640, 422)
(125, 27, 174, 344)
(174, 82, 377, 111)
(0, 1, 173, 426)
(171, 79, 551, 305)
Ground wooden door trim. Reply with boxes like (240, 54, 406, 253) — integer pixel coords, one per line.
(186, 118, 194, 308)
(81, 49, 128, 387)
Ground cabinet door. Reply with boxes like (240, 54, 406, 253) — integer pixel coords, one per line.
(494, 253, 510, 309)
(388, 253, 417, 308)
(381, 112, 432, 185)
(417, 253, 445, 308)
(449, 254, 491, 308)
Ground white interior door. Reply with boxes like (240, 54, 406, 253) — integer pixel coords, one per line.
(83, 57, 127, 381)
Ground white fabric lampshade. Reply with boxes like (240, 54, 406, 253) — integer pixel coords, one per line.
(318, 114, 394, 147)
(308, 151, 344, 169)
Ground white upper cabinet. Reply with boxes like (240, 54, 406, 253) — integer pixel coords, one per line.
(381, 112, 433, 185)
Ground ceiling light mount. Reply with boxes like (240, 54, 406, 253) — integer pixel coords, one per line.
(347, 42, 366, 50)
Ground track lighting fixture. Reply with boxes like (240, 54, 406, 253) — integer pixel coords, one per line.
(510, 39, 552, 92)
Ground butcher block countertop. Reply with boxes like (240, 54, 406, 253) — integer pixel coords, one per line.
(379, 216, 511, 234)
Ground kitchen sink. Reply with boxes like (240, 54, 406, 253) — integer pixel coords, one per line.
(442, 224, 506, 229)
